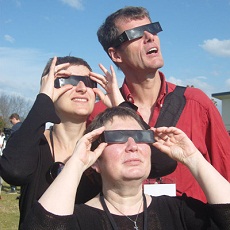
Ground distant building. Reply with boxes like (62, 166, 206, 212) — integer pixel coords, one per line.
(212, 91, 230, 135)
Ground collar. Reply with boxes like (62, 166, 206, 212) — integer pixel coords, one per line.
(121, 71, 168, 106)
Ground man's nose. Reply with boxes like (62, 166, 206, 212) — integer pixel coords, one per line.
(143, 30, 156, 42)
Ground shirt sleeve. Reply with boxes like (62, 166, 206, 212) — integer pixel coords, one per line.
(0, 93, 60, 185)
(180, 195, 230, 229)
(204, 96, 230, 181)
(21, 201, 76, 230)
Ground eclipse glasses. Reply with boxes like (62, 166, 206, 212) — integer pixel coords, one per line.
(112, 22, 162, 48)
(100, 130, 154, 144)
(54, 75, 97, 88)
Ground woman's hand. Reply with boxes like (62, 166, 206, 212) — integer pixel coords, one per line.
(152, 126, 230, 204)
(152, 126, 199, 165)
(71, 126, 107, 171)
(39, 57, 73, 102)
(89, 64, 124, 107)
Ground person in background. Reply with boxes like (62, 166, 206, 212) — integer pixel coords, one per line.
(88, 6, 230, 202)
(9, 113, 22, 133)
(0, 56, 124, 229)
(22, 106, 230, 230)
(0, 130, 5, 199)
(6, 113, 23, 194)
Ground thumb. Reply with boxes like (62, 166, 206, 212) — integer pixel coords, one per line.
(54, 85, 73, 101)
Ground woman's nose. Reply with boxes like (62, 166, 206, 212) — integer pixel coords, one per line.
(125, 137, 138, 151)
(75, 81, 87, 92)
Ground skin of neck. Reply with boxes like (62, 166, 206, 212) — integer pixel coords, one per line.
(102, 186, 144, 215)
(53, 121, 86, 145)
(101, 176, 146, 215)
(125, 70, 162, 105)
(46, 121, 87, 163)
(122, 69, 162, 123)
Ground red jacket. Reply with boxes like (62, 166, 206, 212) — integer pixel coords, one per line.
(88, 72, 230, 202)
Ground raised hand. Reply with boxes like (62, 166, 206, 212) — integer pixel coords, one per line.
(89, 64, 124, 107)
(71, 126, 107, 171)
(39, 57, 73, 102)
(151, 127, 199, 165)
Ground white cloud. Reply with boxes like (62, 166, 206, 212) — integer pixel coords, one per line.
(200, 38, 230, 57)
(168, 75, 214, 97)
(167, 75, 225, 111)
(167, 76, 184, 86)
(0, 47, 54, 100)
(4, 35, 15, 43)
(60, 0, 83, 9)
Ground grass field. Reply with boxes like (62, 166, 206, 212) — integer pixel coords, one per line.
(0, 181, 20, 230)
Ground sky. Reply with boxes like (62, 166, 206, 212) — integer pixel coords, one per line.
(0, 0, 230, 111)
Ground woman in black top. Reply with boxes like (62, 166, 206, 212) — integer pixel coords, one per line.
(0, 56, 124, 229)
(22, 106, 230, 229)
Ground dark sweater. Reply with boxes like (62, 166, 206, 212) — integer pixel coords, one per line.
(0, 94, 101, 229)
(22, 195, 230, 230)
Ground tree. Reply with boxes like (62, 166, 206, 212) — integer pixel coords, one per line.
(0, 93, 33, 130)
(0, 116, 6, 132)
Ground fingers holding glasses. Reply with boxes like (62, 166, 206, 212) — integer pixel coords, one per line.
(40, 57, 58, 97)
(53, 63, 71, 77)
(73, 127, 107, 169)
(40, 57, 72, 101)
(89, 65, 111, 88)
(90, 64, 124, 107)
(98, 64, 113, 87)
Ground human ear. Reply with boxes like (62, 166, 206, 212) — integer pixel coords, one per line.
(108, 47, 122, 64)
(91, 161, 101, 173)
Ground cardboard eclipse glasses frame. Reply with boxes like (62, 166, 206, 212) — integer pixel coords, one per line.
(99, 130, 154, 144)
(112, 22, 162, 48)
(54, 75, 97, 88)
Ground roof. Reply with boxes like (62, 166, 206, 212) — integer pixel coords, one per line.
(212, 91, 230, 100)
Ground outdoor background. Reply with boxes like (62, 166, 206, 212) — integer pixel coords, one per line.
(0, 1, 230, 229)
(0, 0, 230, 111)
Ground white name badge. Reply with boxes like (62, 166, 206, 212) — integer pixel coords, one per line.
(144, 184, 176, 196)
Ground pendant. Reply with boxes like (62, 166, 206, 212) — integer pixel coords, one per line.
(134, 221, 139, 230)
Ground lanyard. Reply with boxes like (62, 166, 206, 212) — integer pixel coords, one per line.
(99, 192, 148, 230)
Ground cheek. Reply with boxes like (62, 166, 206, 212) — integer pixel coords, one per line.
(139, 144, 151, 159)
(88, 89, 96, 101)
(100, 145, 123, 164)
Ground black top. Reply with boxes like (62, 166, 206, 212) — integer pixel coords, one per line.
(22, 195, 230, 230)
(0, 94, 101, 229)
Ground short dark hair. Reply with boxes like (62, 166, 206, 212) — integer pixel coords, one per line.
(85, 106, 145, 150)
(9, 113, 20, 120)
(41, 56, 92, 78)
(97, 6, 151, 54)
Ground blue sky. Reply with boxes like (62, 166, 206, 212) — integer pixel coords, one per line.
(0, 0, 230, 111)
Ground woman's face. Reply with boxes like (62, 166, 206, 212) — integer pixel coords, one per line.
(95, 116, 151, 184)
(54, 65, 96, 120)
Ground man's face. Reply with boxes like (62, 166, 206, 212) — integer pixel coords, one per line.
(111, 17, 164, 75)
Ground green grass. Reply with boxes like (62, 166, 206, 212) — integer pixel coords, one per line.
(0, 181, 20, 230)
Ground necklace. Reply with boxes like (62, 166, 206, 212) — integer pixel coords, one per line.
(100, 192, 148, 230)
(105, 195, 142, 230)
